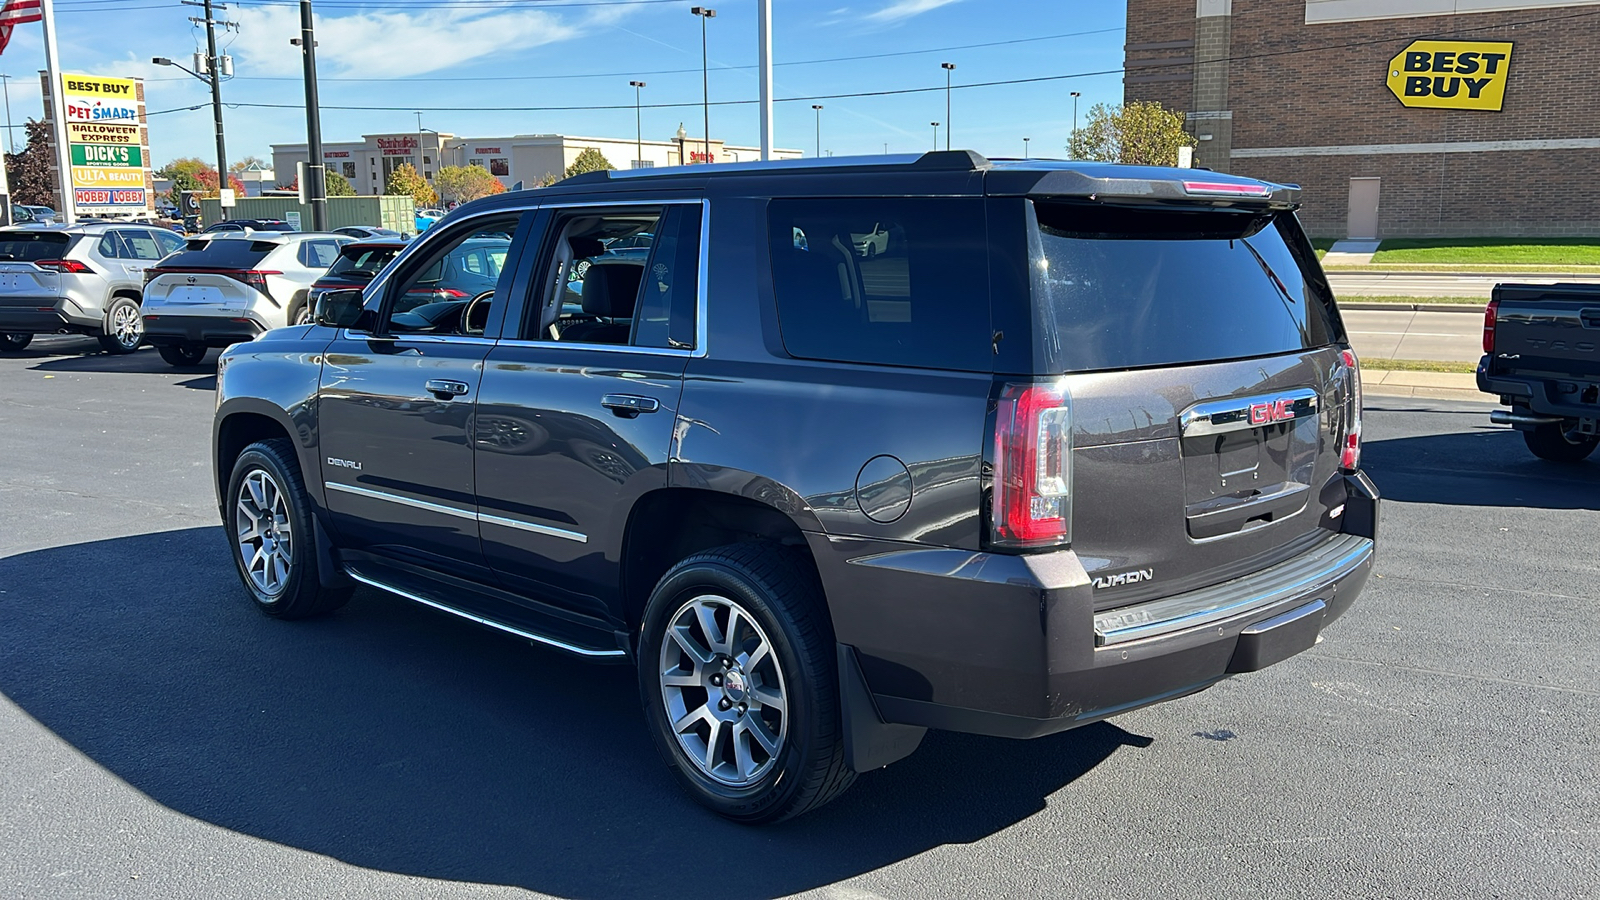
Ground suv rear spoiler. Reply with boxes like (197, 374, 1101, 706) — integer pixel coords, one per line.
(1015, 168, 1299, 210)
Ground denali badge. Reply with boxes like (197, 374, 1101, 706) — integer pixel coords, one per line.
(327, 457, 363, 470)
(1093, 568, 1154, 589)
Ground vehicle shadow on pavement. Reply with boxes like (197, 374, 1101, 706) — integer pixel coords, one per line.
(28, 349, 215, 377)
(0, 527, 1150, 900)
(1365, 423, 1600, 510)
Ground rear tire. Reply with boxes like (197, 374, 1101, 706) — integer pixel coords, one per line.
(226, 438, 352, 619)
(0, 333, 31, 352)
(1523, 422, 1600, 463)
(97, 297, 143, 354)
(159, 343, 207, 367)
(637, 542, 854, 824)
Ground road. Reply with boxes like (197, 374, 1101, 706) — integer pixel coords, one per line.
(3, 336, 1597, 900)
(1342, 307, 1482, 362)
(1327, 271, 1600, 298)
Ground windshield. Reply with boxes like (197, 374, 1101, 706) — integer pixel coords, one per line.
(1028, 200, 1343, 372)
(328, 246, 401, 280)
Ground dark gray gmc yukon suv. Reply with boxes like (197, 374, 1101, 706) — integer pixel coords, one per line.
(212, 151, 1378, 823)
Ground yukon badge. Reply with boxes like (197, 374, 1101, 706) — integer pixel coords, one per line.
(1094, 568, 1154, 589)
(327, 457, 363, 471)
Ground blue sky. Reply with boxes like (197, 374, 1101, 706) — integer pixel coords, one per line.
(4, 0, 1127, 169)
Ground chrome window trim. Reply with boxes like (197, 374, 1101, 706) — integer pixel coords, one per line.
(1092, 533, 1372, 646)
(345, 569, 625, 659)
(332, 331, 499, 347)
(1180, 388, 1319, 438)
(325, 481, 589, 543)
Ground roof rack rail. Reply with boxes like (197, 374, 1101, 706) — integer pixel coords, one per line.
(911, 149, 991, 170)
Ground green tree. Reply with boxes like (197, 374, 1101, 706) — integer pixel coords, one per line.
(1067, 101, 1195, 167)
(229, 155, 270, 174)
(324, 170, 356, 197)
(157, 157, 243, 201)
(385, 162, 437, 207)
(434, 164, 506, 204)
(5, 120, 57, 207)
(563, 147, 615, 180)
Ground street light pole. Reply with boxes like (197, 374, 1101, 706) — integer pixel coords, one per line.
(940, 62, 955, 151)
(629, 80, 646, 168)
(295, 0, 327, 231)
(811, 104, 822, 158)
(690, 7, 716, 164)
(0, 75, 13, 155)
(931, 121, 939, 152)
(757, 0, 772, 161)
(1071, 91, 1081, 142)
(1023, 136, 1030, 159)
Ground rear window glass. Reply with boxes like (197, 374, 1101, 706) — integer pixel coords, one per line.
(1029, 201, 1341, 372)
(161, 238, 275, 269)
(0, 232, 71, 261)
(768, 198, 991, 371)
(328, 246, 401, 279)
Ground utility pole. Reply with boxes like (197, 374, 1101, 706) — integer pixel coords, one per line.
(757, 0, 772, 161)
(184, 0, 235, 207)
(0, 75, 13, 155)
(940, 62, 955, 151)
(811, 104, 822, 158)
(630, 80, 646, 168)
(931, 122, 939, 152)
(1023, 136, 1030, 159)
(690, 7, 715, 164)
(294, 0, 326, 231)
(1071, 91, 1081, 141)
(40, 0, 73, 223)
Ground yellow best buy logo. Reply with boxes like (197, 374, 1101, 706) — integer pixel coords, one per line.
(1387, 41, 1513, 111)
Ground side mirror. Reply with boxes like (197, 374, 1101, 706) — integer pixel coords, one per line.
(315, 289, 371, 329)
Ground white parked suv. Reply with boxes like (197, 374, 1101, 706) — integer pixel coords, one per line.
(141, 232, 351, 366)
(0, 223, 186, 354)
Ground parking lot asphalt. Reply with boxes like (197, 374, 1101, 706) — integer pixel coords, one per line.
(3, 336, 1597, 900)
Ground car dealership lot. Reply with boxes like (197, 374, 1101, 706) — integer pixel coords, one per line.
(2, 336, 1596, 899)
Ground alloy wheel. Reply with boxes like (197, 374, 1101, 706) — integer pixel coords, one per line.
(659, 594, 789, 787)
(110, 303, 142, 349)
(235, 468, 293, 596)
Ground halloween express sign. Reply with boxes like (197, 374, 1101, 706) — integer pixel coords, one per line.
(1386, 40, 1514, 111)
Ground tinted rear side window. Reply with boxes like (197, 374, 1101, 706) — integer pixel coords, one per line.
(0, 232, 71, 261)
(768, 198, 990, 371)
(328, 247, 401, 278)
(1029, 201, 1341, 372)
(160, 239, 276, 269)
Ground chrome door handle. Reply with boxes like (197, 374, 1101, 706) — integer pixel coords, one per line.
(425, 379, 470, 399)
(601, 393, 661, 417)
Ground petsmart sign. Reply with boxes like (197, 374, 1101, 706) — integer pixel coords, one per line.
(59, 73, 152, 214)
(1386, 40, 1513, 111)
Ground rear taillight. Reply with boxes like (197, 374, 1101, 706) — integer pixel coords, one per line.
(991, 382, 1072, 549)
(1482, 298, 1499, 354)
(1339, 348, 1362, 472)
(35, 259, 92, 274)
(143, 267, 164, 287)
(405, 287, 469, 300)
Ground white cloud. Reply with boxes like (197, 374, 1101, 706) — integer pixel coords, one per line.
(864, 0, 964, 23)
(228, 4, 583, 79)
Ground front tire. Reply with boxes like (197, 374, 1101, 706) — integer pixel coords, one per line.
(226, 438, 352, 618)
(0, 332, 31, 352)
(97, 297, 143, 354)
(159, 343, 207, 367)
(637, 542, 854, 824)
(1523, 422, 1600, 463)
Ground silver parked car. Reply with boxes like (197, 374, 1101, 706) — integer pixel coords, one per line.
(140, 232, 351, 366)
(0, 224, 186, 354)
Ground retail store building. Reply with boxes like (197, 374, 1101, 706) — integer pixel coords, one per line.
(272, 128, 800, 199)
(1124, 0, 1600, 238)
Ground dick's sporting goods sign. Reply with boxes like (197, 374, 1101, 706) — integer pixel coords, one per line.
(1387, 40, 1513, 111)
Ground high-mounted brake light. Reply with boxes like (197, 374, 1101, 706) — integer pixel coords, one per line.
(1181, 180, 1272, 197)
(1482, 298, 1499, 354)
(1339, 349, 1362, 472)
(991, 383, 1072, 549)
(35, 259, 93, 274)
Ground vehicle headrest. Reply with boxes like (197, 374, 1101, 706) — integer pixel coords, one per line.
(580, 263, 643, 318)
(568, 236, 605, 258)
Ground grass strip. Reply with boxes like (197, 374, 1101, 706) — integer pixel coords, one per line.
(1362, 358, 1477, 374)
(1369, 238, 1600, 266)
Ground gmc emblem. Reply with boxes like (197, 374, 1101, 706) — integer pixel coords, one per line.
(1249, 399, 1296, 425)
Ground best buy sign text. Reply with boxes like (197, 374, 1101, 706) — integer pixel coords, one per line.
(1387, 40, 1513, 111)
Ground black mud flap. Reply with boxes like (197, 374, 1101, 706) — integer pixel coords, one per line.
(837, 644, 926, 773)
(1227, 599, 1326, 674)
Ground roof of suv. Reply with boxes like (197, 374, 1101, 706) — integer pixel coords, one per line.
(0, 222, 153, 235)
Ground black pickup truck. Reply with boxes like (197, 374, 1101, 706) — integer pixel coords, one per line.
(1479, 282, 1600, 462)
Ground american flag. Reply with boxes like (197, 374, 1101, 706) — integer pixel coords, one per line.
(0, 0, 42, 57)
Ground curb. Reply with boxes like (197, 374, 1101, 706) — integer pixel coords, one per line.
(1362, 384, 1490, 403)
(1339, 301, 1484, 313)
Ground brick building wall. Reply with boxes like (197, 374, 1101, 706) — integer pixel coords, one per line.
(1124, 0, 1600, 238)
